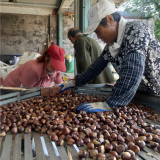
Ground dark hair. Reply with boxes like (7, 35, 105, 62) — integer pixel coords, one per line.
(99, 12, 121, 27)
(68, 28, 82, 38)
(37, 50, 50, 64)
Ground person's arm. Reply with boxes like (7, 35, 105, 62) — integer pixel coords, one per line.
(75, 53, 108, 86)
(74, 39, 92, 73)
(106, 52, 145, 108)
(54, 72, 63, 85)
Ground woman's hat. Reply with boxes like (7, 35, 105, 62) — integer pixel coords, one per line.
(48, 44, 66, 72)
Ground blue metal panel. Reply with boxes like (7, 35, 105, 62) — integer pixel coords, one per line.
(79, 0, 91, 33)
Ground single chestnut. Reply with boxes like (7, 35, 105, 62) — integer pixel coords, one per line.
(121, 152, 131, 160)
(131, 145, 140, 154)
(66, 138, 75, 145)
(146, 134, 152, 143)
(97, 145, 105, 153)
(76, 139, 84, 147)
(109, 151, 118, 159)
(11, 127, 17, 134)
(96, 153, 106, 160)
(127, 150, 136, 159)
(116, 144, 125, 154)
(150, 141, 158, 149)
(157, 145, 160, 152)
(51, 134, 58, 142)
(79, 149, 87, 159)
(89, 149, 98, 158)
(126, 135, 135, 142)
(56, 139, 64, 146)
(136, 140, 146, 150)
(87, 142, 94, 150)
(105, 143, 113, 152)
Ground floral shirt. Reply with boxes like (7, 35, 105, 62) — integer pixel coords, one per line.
(75, 21, 160, 108)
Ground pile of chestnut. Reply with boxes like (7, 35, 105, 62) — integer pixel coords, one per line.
(0, 92, 160, 160)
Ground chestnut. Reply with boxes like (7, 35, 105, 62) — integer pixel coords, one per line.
(96, 153, 106, 160)
(111, 133, 117, 140)
(111, 141, 118, 150)
(90, 124, 96, 131)
(76, 139, 84, 147)
(157, 145, 160, 152)
(11, 127, 17, 134)
(146, 134, 152, 143)
(117, 135, 125, 142)
(121, 152, 131, 160)
(150, 141, 158, 149)
(136, 136, 146, 142)
(18, 126, 24, 132)
(51, 134, 58, 142)
(108, 156, 117, 160)
(109, 151, 118, 159)
(87, 142, 94, 150)
(79, 149, 87, 159)
(131, 145, 140, 154)
(136, 140, 146, 150)
(116, 144, 125, 154)
(89, 149, 98, 158)
(152, 134, 159, 141)
(56, 139, 64, 146)
(105, 143, 113, 152)
(127, 150, 136, 159)
(126, 135, 135, 142)
(92, 139, 101, 147)
(97, 145, 105, 153)
(0, 131, 6, 137)
(66, 138, 75, 145)
(84, 137, 91, 144)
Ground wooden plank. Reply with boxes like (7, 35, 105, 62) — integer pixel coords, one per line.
(43, 134, 58, 160)
(10, 134, 15, 160)
(0, 136, 2, 156)
(138, 150, 157, 160)
(50, 141, 62, 160)
(24, 134, 33, 160)
(34, 132, 46, 160)
(66, 145, 79, 160)
(143, 146, 160, 160)
(0, 134, 12, 160)
(145, 119, 160, 125)
(13, 134, 22, 160)
(135, 154, 143, 160)
(57, 146, 69, 160)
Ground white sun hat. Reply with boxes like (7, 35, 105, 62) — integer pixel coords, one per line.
(84, 0, 116, 35)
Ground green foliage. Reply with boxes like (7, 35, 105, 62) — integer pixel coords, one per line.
(123, 0, 160, 41)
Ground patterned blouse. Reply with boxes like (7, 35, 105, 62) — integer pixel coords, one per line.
(75, 21, 160, 108)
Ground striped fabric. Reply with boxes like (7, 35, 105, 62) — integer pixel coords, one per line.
(75, 21, 160, 108)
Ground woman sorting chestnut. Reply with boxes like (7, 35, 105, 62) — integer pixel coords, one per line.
(3, 44, 65, 88)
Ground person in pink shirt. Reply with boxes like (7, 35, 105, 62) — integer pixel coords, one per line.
(3, 44, 66, 87)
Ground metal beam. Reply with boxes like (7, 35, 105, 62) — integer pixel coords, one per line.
(74, 0, 79, 28)
(0, 2, 58, 8)
(58, 12, 63, 47)
(79, 0, 91, 33)
(58, 0, 74, 14)
(58, 0, 66, 14)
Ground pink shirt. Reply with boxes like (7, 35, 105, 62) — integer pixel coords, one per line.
(3, 60, 63, 87)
